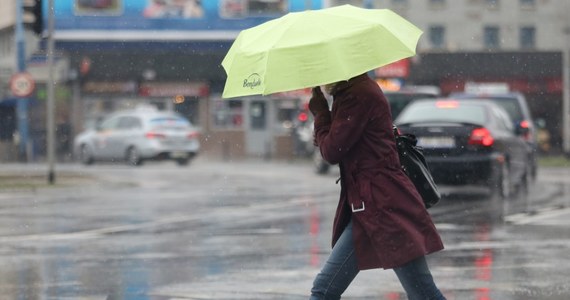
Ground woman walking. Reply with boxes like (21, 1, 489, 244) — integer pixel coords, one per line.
(308, 73, 446, 300)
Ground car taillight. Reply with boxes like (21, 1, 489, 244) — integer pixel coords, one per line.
(435, 100, 459, 108)
(187, 131, 199, 139)
(519, 120, 534, 142)
(469, 127, 494, 147)
(145, 132, 166, 139)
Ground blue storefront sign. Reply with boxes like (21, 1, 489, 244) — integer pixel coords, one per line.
(49, 0, 324, 41)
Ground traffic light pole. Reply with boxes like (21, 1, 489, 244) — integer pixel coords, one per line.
(564, 11, 570, 156)
(47, 0, 56, 184)
(15, 0, 30, 162)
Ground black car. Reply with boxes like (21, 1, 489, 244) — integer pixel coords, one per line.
(395, 99, 531, 198)
(449, 92, 538, 180)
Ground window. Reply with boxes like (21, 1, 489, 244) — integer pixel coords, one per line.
(397, 102, 488, 126)
(486, 0, 499, 9)
(520, 26, 535, 49)
(391, 0, 408, 6)
(0, 33, 13, 57)
(429, 0, 445, 8)
(275, 99, 299, 132)
(249, 101, 266, 129)
(429, 26, 445, 48)
(117, 116, 142, 130)
(99, 116, 121, 131)
(484, 26, 500, 49)
(493, 107, 514, 132)
(211, 99, 244, 129)
(520, 0, 535, 9)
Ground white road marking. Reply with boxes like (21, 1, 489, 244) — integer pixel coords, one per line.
(505, 206, 570, 225)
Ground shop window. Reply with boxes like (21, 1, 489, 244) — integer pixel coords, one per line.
(250, 101, 266, 129)
(174, 97, 200, 125)
(150, 101, 166, 110)
(275, 100, 298, 132)
(220, 0, 288, 18)
(520, 26, 535, 49)
(212, 99, 244, 129)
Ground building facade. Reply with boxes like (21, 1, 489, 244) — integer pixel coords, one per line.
(51, 0, 324, 161)
(3, 0, 569, 162)
(335, 0, 569, 52)
(336, 0, 569, 151)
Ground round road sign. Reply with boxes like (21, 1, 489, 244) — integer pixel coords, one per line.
(9, 72, 36, 98)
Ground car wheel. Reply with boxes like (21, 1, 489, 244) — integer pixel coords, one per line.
(313, 150, 330, 174)
(80, 145, 94, 165)
(490, 161, 510, 199)
(176, 158, 190, 166)
(126, 147, 143, 166)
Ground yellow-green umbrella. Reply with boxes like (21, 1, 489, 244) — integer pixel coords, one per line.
(221, 4, 422, 99)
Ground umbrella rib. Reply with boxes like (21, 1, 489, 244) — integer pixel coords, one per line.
(262, 13, 306, 92)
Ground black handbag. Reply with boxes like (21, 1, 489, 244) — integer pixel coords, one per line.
(393, 125, 441, 209)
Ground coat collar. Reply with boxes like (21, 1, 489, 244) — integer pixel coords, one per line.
(330, 73, 370, 96)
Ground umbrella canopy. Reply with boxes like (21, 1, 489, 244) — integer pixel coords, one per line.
(221, 4, 423, 99)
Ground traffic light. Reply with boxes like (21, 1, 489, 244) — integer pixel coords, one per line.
(22, 0, 43, 35)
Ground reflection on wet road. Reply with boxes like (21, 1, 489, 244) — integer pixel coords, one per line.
(0, 160, 569, 299)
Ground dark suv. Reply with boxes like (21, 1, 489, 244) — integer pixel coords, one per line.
(449, 92, 538, 181)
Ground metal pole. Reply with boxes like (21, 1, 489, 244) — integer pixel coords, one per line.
(46, 0, 56, 184)
(562, 46, 570, 155)
(563, 2, 570, 156)
(15, 0, 29, 162)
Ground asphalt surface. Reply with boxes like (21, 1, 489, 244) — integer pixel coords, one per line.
(0, 158, 569, 300)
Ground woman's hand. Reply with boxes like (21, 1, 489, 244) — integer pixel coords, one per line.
(309, 87, 329, 116)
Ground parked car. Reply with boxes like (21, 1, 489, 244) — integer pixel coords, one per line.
(313, 89, 437, 174)
(395, 99, 532, 198)
(74, 108, 200, 166)
(449, 91, 538, 180)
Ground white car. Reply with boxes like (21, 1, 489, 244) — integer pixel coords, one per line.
(74, 109, 200, 166)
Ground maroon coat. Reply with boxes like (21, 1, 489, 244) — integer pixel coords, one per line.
(313, 74, 444, 270)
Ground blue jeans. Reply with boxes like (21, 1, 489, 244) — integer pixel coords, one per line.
(310, 221, 446, 300)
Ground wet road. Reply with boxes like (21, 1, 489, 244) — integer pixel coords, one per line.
(0, 158, 569, 300)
